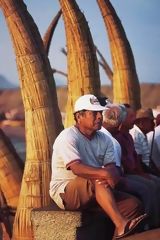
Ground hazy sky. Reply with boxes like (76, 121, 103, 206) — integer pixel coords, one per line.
(0, 0, 160, 87)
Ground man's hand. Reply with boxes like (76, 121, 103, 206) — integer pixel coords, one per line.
(70, 162, 120, 188)
(95, 179, 109, 188)
(99, 164, 121, 188)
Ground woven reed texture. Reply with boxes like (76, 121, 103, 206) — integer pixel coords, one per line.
(0, 129, 23, 209)
(97, 0, 141, 110)
(59, 0, 101, 127)
(43, 10, 62, 55)
(0, 0, 63, 239)
(0, 187, 12, 239)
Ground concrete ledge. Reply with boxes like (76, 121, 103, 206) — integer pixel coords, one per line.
(31, 205, 114, 240)
(31, 205, 160, 240)
(31, 207, 82, 240)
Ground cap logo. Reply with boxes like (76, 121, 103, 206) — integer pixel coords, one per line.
(90, 97, 99, 105)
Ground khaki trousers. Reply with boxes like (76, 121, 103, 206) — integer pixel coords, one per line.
(60, 176, 144, 220)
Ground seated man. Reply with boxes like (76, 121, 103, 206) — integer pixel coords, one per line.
(130, 108, 155, 168)
(102, 104, 158, 229)
(49, 94, 146, 239)
(130, 107, 160, 176)
(113, 105, 160, 228)
(100, 103, 127, 171)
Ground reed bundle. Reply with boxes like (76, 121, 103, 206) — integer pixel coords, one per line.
(0, 0, 63, 239)
(97, 0, 141, 109)
(0, 129, 23, 209)
(59, 0, 101, 127)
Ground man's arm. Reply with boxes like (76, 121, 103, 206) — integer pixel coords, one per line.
(70, 161, 108, 179)
(70, 162, 120, 188)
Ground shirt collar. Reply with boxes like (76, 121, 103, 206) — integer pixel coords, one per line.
(133, 124, 146, 137)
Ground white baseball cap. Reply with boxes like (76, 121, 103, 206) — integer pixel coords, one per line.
(74, 94, 106, 113)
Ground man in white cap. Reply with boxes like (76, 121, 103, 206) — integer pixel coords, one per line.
(49, 94, 146, 239)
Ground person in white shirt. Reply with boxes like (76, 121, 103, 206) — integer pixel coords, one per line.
(147, 114, 160, 169)
(100, 125, 122, 169)
(102, 105, 159, 228)
(130, 108, 160, 179)
(129, 108, 160, 227)
(49, 94, 146, 239)
(129, 108, 155, 167)
(100, 104, 127, 170)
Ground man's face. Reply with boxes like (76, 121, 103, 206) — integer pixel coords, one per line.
(78, 110, 103, 132)
(141, 118, 155, 134)
(123, 108, 136, 130)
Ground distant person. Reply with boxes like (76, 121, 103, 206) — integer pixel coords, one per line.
(49, 94, 146, 239)
(130, 108, 160, 176)
(147, 113, 160, 169)
(130, 108, 155, 168)
(100, 103, 127, 172)
(113, 105, 160, 228)
(102, 105, 157, 229)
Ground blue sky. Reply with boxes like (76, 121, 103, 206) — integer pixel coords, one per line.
(0, 0, 160, 87)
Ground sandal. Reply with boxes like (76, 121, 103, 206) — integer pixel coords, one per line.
(115, 213, 148, 239)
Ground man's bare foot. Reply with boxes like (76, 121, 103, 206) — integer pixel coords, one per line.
(116, 213, 147, 239)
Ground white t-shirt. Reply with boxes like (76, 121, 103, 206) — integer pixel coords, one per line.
(147, 125, 160, 168)
(100, 127, 121, 167)
(130, 125, 150, 166)
(49, 126, 115, 209)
